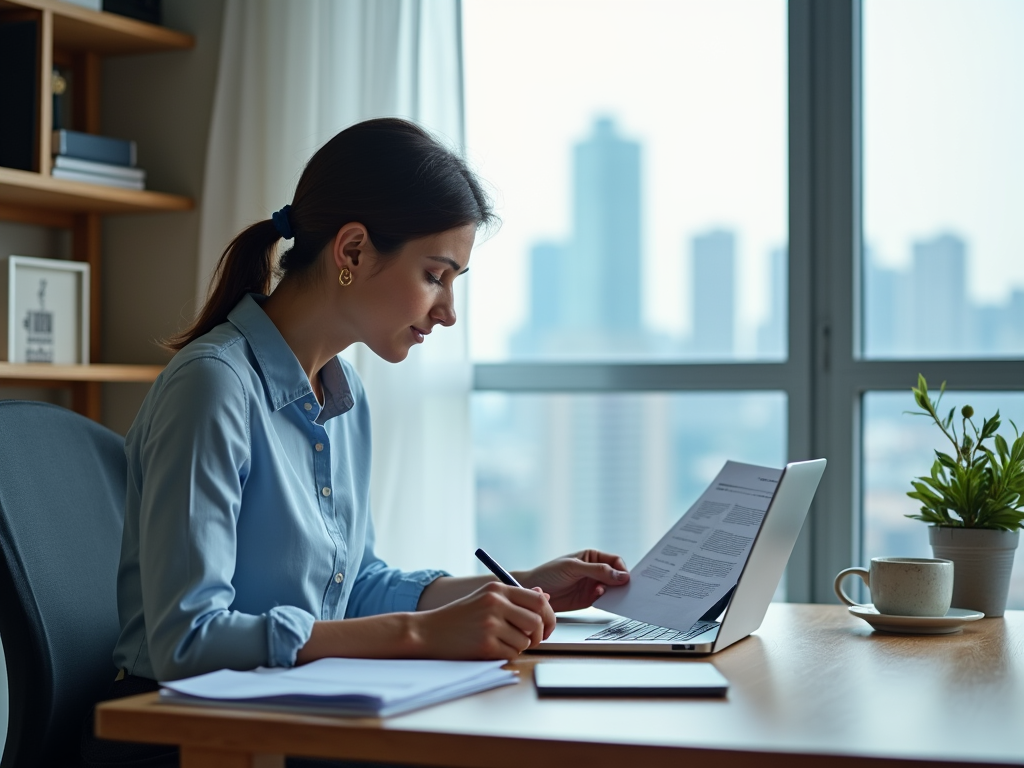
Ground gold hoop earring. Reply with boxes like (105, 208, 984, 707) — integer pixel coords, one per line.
(338, 268, 353, 287)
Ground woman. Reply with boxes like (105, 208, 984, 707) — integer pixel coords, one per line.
(83, 119, 628, 766)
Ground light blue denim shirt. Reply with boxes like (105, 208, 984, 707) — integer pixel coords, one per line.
(113, 294, 447, 681)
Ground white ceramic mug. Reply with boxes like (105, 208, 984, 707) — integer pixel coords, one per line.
(834, 557, 954, 617)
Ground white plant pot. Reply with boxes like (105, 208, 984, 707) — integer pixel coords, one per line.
(928, 527, 1019, 617)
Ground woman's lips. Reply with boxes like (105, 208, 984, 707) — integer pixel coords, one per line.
(411, 326, 429, 343)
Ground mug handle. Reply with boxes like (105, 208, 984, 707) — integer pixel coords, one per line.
(834, 567, 871, 607)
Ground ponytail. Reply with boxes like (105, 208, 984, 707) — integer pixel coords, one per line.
(167, 118, 495, 352)
(164, 219, 280, 351)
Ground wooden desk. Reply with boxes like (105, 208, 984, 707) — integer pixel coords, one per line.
(96, 604, 1024, 768)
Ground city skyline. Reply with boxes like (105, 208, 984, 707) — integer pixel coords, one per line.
(481, 116, 787, 569)
(865, 233, 1024, 358)
(473, 116, 1024, 611)
(512, 117, 787, 361)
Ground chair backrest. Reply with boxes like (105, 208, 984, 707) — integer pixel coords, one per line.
(0, 401, 126, 768)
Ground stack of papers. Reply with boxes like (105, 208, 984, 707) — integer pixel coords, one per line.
(160, 657, 518, 717)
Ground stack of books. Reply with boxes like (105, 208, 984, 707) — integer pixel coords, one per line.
(51, 129, 146, 191)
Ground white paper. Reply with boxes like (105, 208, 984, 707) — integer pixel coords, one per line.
(595, 460, 782, 633)
(159, 657, 518, 717)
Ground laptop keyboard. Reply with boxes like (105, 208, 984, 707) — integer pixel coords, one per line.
(586, 618, 719, 643)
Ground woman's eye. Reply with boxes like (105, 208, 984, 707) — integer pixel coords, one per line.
(426, 272, 443, 285)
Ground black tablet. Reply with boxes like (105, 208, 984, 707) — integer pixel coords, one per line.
(533, 661, 729, 697)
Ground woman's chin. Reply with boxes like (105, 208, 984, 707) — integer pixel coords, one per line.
(373, 344, 411, 364)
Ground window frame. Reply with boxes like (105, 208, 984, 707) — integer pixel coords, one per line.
(469, 0, 1024, 603)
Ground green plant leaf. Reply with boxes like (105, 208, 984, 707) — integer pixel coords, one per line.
(995, 434, 1009, 461)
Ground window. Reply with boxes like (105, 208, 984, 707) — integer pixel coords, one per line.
(858, 0, 1024, 608)
(474, 392, 786, 570)
(462, 1, 1024, 607)
(862, 0, 1024, 361)
(463, 0, 796, 587)
(464, 0, 788, 363)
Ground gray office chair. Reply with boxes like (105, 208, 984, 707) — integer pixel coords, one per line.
(0, 401, 126, 768)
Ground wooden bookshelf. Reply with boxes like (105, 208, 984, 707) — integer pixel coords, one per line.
(0, 362, 163, 382)
(0, 0, 193, 54)
(0, 0, 194, 420)
(0, 167, 192, 216)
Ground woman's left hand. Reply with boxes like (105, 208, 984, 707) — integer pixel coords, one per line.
(517, 550, 630, 613)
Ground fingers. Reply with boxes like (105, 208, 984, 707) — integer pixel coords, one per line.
(571, 560, 631, 586)
(505, 585, 556, 641)
(592, 550, 629, 572)
(470, 583, 553, 653)
(501, 601, 547, 648)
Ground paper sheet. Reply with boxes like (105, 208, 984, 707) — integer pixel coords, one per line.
(159, 657, 518, 717)
(595, 460, 782, 633)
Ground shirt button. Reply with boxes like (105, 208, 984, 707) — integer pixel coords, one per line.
(322, 486, 331, 497)
(315, 443, 324, 452)
(304, 402, 313, 412)
(334, 573, 344, 584)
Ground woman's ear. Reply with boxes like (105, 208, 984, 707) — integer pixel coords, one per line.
(331, 223, 370, 273)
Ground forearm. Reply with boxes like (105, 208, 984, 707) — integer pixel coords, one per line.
(417, 574, 507, 610)
(295, 613, 424, 664)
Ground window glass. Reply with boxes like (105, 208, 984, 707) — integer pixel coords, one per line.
(862, 391, 1024, 610)
(473, 392, 787, 581)
(862, 0, 1024, 359)
(463, 0, 788, 362)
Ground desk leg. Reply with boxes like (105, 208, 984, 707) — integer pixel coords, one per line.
(180, 747, 284, 768)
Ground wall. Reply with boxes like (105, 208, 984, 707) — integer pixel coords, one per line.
(0, 0, 224, 759)
(99, 0, 225, 433)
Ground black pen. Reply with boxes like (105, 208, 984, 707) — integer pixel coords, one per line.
(475, 547, 525, 588)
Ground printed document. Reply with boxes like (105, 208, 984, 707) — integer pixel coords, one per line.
(595, 460, 782, 633)
(159, 657, 518, 717)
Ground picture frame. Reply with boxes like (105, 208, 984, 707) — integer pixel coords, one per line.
(0, 255, 90, 365)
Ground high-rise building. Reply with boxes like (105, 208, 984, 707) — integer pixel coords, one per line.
(1007, 290, 1024, 353)
(566, 117, 642, 333)
(756, 246, 787, 359)
(510, 241, 565, 355)
(503, 118, 657, 560)
(911, 233, 967, 356)
(690, 229, 735, 357)
(863, 247, 913, 357)
(516, 117, 645, 356)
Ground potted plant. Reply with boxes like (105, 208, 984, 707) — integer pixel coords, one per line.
(906, 374, 1024, 617)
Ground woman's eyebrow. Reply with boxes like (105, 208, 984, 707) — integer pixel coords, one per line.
(428, 255, 469, 275)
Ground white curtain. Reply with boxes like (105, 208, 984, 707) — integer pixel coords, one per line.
(197, 0, 475, 575)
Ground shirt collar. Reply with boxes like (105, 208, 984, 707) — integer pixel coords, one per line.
(227, 294, 354, 420)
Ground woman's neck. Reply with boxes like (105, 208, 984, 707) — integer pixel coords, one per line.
(261, 274, 355, 399)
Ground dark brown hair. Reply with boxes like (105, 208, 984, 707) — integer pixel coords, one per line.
(167, 118, 495, 350)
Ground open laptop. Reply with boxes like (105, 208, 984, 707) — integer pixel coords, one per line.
(533, 458, 826, 655)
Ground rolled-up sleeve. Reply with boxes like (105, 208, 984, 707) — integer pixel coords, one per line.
(136, 357, 314, 680)
(344, 517, 447, 617)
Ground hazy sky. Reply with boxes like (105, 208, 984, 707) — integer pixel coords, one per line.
(863, 0, 1024, 298)
(461, 0, 1024, 361)
(463, 0, 787, 360)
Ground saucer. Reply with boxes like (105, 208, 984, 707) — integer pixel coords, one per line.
(848, 605, 985, 634)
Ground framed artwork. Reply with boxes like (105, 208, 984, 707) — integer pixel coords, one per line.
(0, 256, 90, 364)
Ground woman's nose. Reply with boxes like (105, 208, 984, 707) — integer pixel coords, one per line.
(433, 304, 456, 327)
(431, 295, 456, 327)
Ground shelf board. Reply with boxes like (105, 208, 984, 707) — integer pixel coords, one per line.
(0, 167, 192, 215)
(0, 361, 163, 383)
(0, 0, 194, 54)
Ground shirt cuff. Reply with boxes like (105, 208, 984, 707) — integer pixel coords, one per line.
(266, 605, 316, 667)
(391, 569, 450, 612)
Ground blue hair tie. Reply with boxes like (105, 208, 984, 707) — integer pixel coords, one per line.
(272, 205, 294, 240)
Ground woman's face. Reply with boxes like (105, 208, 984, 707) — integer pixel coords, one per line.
(342, 224, 476, 363)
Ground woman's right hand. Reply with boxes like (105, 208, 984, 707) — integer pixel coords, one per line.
(409, 581, 556, 661)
